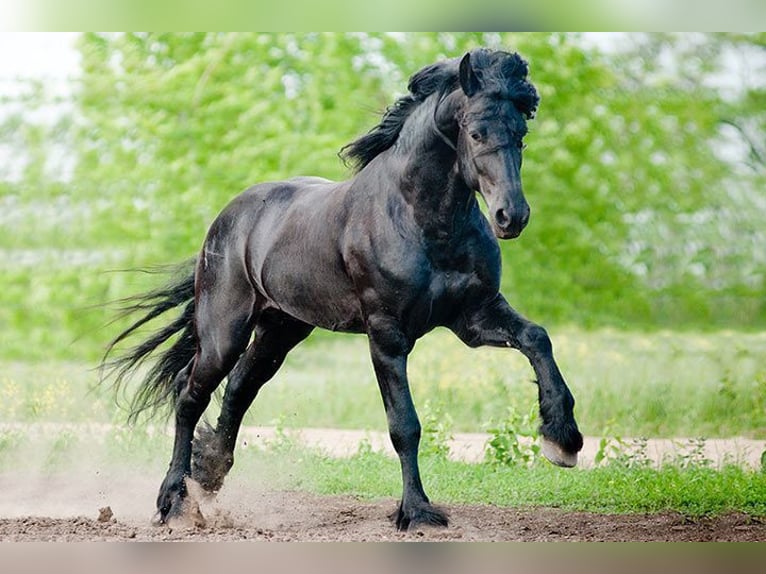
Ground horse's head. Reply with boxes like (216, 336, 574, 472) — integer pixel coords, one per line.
(446, 49, 540, 239)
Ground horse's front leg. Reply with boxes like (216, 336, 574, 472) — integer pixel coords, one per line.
(453, 293, 583, 466)
(366, 315, 448, 530)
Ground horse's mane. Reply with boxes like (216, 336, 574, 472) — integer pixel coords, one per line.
(339, 49, 539, 172)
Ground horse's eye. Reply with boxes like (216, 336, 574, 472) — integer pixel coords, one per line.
(470, 131, 482, 142)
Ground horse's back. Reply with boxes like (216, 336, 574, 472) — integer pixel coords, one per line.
(206, 177, 364, 332)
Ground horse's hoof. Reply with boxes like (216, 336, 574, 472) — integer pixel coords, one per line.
(155, 475, 188, 525)
(390, 501, 449, 531)
(541, 438, 578, 467)
(153, 484, 206, 528)
(152, 503, 182, 526)
(153, 497, 183, 526)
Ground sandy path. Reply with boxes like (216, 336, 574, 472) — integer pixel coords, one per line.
(1, 422, 763, 467)
(239, 426, 765, 468)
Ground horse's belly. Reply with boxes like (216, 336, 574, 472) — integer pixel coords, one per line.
(276, 290, 365, 333)
(259, 259, 364, 333)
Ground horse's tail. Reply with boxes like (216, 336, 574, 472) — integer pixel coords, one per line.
(101, 258, 198, 423)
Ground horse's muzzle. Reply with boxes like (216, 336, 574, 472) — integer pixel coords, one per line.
(493, 205, 530, 239)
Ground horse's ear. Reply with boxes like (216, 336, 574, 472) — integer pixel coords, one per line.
(459, 53, 480, 97)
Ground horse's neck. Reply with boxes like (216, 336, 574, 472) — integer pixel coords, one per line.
(388, 94, 474, 241)
(399, 144, 474, 243)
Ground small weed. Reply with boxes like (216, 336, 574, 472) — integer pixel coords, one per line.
(0, 429, 24, 467)
(420, 400, 453, 460)
(668, 437, 712, 470)
(356, 437, 374, 457)
(267, 414, 298, 453)
(595, 431, 653, 469)
(594, 435, 624, 466)
(42, 430, 79, 472)
(485, 405, 540, 467)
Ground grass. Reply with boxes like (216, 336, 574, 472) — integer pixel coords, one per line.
(1, 329, 765, 439)
(273, 447, 766, 517)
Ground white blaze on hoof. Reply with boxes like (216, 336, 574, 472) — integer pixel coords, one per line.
(541, 438, 578, 468)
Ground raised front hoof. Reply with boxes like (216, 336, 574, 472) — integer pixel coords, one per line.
(389, 501, 449, 531)
(191, 424, 233, 493)
(541, 438, 578, 468)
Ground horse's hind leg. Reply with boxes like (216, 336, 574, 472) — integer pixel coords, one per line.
(192, 311, 314, 493)
(156, 274, 256, 523)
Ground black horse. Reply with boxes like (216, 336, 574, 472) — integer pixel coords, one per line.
(104, 48, 583, 530)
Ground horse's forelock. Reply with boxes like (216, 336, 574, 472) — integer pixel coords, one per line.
(407, 50, 539, 119)
(470, 49, 539, 120)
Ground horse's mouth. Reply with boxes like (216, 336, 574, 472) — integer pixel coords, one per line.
(493, 225, 522, 240)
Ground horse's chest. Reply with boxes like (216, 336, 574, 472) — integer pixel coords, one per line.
(431, 267, 488, 304)
(428, 244, 501, 297)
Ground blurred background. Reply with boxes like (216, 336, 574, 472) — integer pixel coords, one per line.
(1, 31, 766, 540)
(1, 32, 763, 362)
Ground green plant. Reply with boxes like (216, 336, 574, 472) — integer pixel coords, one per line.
(268, 441, 766, 517)
(485, 405, 541, 467)
(0, 429, 24, 468)
(594, 428, 653, 469)
(668, 437, 712, 470)
(594, 434, 624, 466)
(266, 414, 297, 453)
(419, 400, 453, 460)
(42, 430, 79, 472)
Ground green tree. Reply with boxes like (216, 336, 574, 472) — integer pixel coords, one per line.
(2, 33, 764, 361)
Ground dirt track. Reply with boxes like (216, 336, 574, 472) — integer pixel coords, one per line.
(2, 488, 766, 542)
(1, 425, 765, 541)
(1, 467, 765, 541)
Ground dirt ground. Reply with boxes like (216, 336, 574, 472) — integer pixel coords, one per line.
(1, 480, 764, 541)
(1, 426, 765, 541)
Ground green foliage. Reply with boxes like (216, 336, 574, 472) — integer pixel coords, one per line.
(2, 330, 766, 441)
(2, 33, 765, 361)
(668, 437, 713, 470)
(485, 405, 541, 467)
(0, 429, 23, 468)
(594, 435, 652, 469)
(419, 400, 454, 460)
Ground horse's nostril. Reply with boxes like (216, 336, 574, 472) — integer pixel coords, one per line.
(495, 208, 510, 228)
(521, 208, 530, 228)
